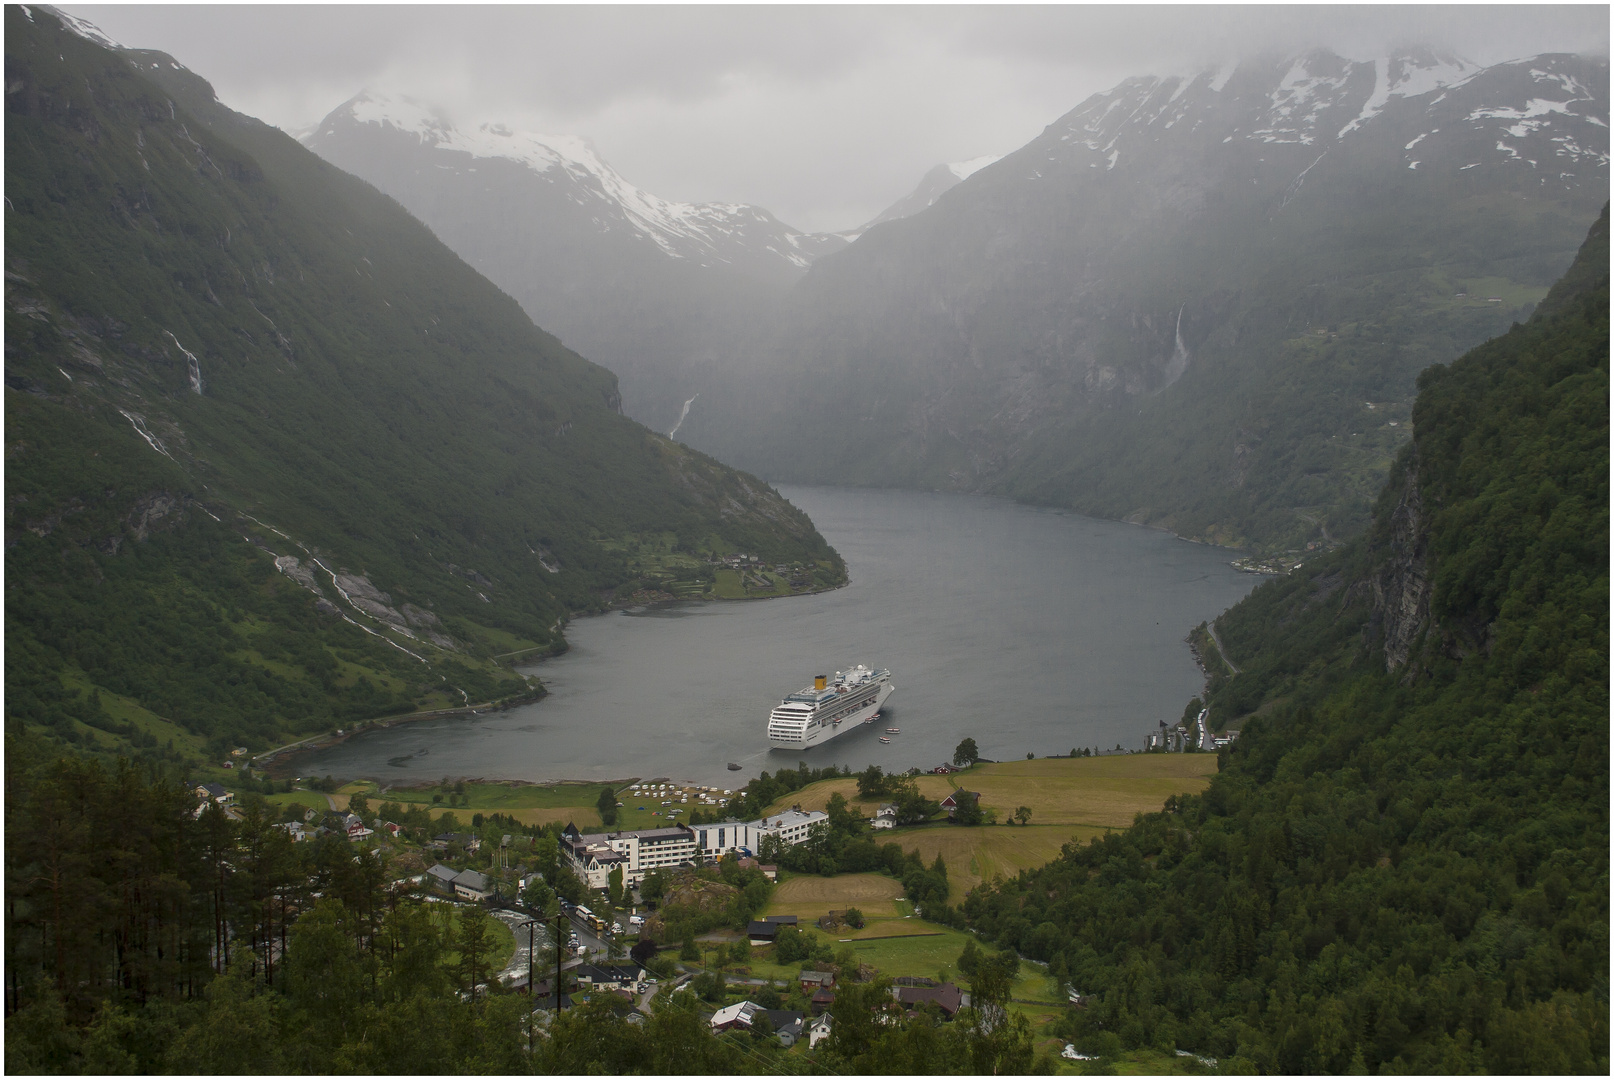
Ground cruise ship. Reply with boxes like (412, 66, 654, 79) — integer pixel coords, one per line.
(767, 665, 894, 750)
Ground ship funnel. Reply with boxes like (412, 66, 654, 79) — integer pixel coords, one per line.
(814, 674, 827, 691)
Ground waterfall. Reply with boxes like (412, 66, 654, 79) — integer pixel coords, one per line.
(668, 393, 698, 439)
(1159, 305, 1190, 390)
(164, 330, 203, 394)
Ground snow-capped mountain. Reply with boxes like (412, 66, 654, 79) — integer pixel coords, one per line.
(674, 48, 1607, 553)
(304, 90, 849, 433)
(309, 91, 843, 273)
(1012, 49, 1603, 180)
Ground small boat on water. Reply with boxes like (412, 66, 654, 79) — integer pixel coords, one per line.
(727, 762, 741, 771)
(878, 736, 891, 744)
(885, 727, 900, 734)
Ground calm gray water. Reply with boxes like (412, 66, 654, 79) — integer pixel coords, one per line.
(292, 487, 1258, 787)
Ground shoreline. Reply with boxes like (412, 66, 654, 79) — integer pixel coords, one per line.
(259, 583, 848, 781)
(258, 688, 547, 777)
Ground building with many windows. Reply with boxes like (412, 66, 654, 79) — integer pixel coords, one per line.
(561, 808, 828, 889)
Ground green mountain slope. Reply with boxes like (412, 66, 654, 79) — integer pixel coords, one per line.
(963, 206, 1608, 1072)
(4, 8, 844, 762)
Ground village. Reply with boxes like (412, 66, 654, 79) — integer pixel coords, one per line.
(174, 751, 1222, 1069)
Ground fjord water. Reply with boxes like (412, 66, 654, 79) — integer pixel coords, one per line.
(295, 487, 1258, 787)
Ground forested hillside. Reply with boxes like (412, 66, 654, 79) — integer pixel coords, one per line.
(4, 7, 843, 763)
(964, 206, 1609, 1073)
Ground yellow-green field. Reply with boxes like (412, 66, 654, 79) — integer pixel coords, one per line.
(761, 756, 1216, 900)
(759, 873, 929, 940)
(734, 922, 1065, 1024)
(767, 755, 1216, 827)
(946, 756, 1217, 826)
(896, 824, 1111, 902)
(766, 775, 957, 815)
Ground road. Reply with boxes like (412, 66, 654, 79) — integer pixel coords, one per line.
(490, 906, 623, 988)
(1206, 620, 1241, 675)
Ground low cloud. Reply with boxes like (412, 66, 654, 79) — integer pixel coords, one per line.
(67, 5, 1609, 231)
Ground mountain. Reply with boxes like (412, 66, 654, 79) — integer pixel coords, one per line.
(675, 49, 1607, 554)
(4, 6, 844, 761)
(965, 204, 1609, 1073)
(851, 155, 1003, 237)
(303, 92, 846, 433)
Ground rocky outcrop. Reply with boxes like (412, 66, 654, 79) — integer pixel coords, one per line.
(1372, 449, 1430, 671)
(401, 603, 457, 650)
(125, 491, 182, 541)
(641, 873, 740, 941)
(274, 554, 324, 594)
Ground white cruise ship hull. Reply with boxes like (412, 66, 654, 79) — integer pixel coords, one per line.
(767, 675, 894, 751)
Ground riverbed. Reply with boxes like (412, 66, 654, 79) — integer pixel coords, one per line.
(291, 487, 1259, 787)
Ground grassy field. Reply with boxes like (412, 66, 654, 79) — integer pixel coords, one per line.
(272, 776, 745, 830)
(766, 755, 1217, 828)
(762, 756, 1216, 901)
(896, 824, 1111, 903)
(766, 775, 956, 815)
(731, 922, 1065, 1021)
(946, 756, 1217, 827)
(758, 873, 925, 940)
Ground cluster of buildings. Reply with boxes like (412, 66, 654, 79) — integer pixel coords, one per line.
(1148, 708, 1240, 753)
(709, 1001, 832, 1048)
(426, 862, 492, 901)
(708, 976, 972, 1047)
(561, 808, 828, 889)
(273, 812, 406, 844)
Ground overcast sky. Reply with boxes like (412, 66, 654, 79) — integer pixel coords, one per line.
(66, 5, 1609, 232)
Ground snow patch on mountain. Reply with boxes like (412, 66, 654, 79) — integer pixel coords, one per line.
(40, 5, 122, 50)
(1338, 52, 1476, 138)
(948, 155, 1002, 181)
(322, 91, 833, 269)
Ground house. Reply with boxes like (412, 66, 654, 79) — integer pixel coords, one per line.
(452, 868, 490, 901)
(798, 970, 835, 991)
(930, 764, 958, 775)
(940, 791, 981, 821)
(810, 986, 836, 1015)
(871, 802, 898, 829)
(195, 782, 231, 803)
(427, 863, 460, 892)
(808, 1013, 833, 1049)
(893, 982, 968, 1018)
(766, 1010, 806, 1047)
(574, 963, 646, 995)
(342, 813, 374, 841)
(710, 1000, 763, 1032)
(519, 976, 574, 1011)
(274, 821, 309, 842)
(747, 915, 799, 944)
(380, 821, 403, 837)
(432, 832, 481, 853)
(735, 857, 777, 881)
